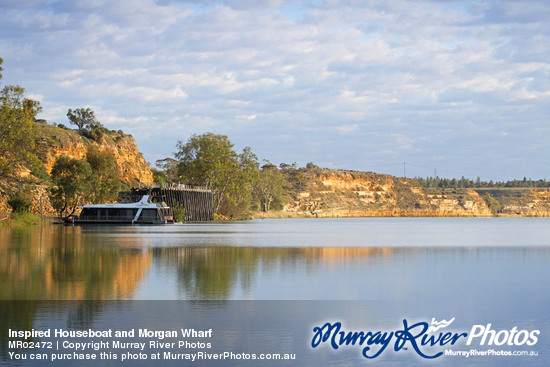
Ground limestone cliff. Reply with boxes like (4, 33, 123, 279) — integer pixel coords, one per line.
(35, 123, 153, 185)
(0, 123, 153, 216)
(265, 169, 550, 218)
(476, 188, 550, 217)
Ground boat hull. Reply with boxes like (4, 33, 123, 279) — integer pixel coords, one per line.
(64, 219, 168, 225)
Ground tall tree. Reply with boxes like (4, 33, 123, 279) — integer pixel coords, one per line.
(255, 163, 285, 212)
(49, 156, 92, 218)
(176, 133, 239, 213)
(221, 147, 260, 217)
(155, 157, 178, 184)
(0, 84, 41, 176)
(86, 147, 120, 203)
(175, 132, 260, 217)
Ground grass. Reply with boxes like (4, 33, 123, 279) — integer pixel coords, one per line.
(0, 212, 42, 226)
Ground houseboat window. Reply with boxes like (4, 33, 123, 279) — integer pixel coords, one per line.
(140, 209, 157, 221)
(81, 208, 98, 219)
(99, 209, 107, 220)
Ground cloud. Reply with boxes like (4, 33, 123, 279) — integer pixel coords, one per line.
(235, 114, 257, 120)
(334, 124, 359, 135)
(1, 0, 549, 179)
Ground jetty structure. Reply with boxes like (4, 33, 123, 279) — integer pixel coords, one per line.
(126, 183, 214, 222)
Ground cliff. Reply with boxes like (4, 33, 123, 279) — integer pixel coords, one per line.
(34, 123, 153, 185)
(0, 122, 153, 216)
(476, 188, 550, 217)
(263, 169, 550, 218)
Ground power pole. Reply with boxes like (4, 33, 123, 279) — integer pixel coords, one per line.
(403, 162, 406, 178)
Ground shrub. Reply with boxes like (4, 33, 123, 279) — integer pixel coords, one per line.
(10, 212, 40, 225)
(8, 193, 32, 213)
(482, 193, 501, 216)
(173, 204, 186, 223)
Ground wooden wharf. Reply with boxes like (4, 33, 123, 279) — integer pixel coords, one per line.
(128, 184, 214, 221)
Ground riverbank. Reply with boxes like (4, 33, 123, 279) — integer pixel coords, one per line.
(0, 212, 58, 226)
(251, 210, 548, 219)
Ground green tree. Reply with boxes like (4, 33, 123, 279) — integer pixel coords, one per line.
(482, 193, 501, 216)
(151, 168, 167, 184)
(49, 156, 92, 218)
(0, 85, 42, 176)
(255, 164, 285, 212)
(280, 162, 307, 190)
(221, 147, 260, 217)
(67, 107, 102, 130)
(155, 157, 178, 184)
(175, 133, 260, 217)
(86, 147, 120, 203)
(306, 162, 319, 170)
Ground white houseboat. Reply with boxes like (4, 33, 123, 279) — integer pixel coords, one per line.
(67, 195, 172, 224)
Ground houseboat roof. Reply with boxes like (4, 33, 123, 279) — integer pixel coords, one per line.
(80, 195, 169, 209)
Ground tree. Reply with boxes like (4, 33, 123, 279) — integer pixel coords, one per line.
(175, 132, 260, 217)
(0, 85, 41, 176)
(86, 147, 120, 203)
(155, 157, 178, 184)
(306, 162, 319, 170)
(49, 156, 92, 218)
(221, 146, 260, 217)
(151, 168, 167, 185)
(280, 161, 307, 190)
(176, 133, 238, 213)
(482, 193, 501, 216)
(255, 163, 285, 212)
(67, 107, 102, 130)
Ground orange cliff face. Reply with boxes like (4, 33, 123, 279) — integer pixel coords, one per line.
(276, 170, 495, 217)
(0, 124, 155, 215)
(35, 124, 154, 186)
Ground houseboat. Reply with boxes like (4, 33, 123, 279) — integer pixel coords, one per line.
(66, 195, 172, 224)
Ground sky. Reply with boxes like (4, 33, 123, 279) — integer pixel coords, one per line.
(1, 0, 549, 181)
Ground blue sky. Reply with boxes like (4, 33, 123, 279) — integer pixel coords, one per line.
(1, 0, 549, 180)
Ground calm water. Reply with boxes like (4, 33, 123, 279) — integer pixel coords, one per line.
(1, 218, 549, 366)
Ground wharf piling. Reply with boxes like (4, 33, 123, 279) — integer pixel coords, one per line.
(128, 184, 214, 221)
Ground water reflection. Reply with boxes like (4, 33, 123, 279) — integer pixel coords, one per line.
(0, 226, 151, 300)
(152, 247, 396, 299)
(1, 222, 550, 366)
(3, 225, 550, 302)
(0, 226, 402, 300)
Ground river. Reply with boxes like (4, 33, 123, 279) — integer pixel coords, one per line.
(1, 218, 548, 366)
